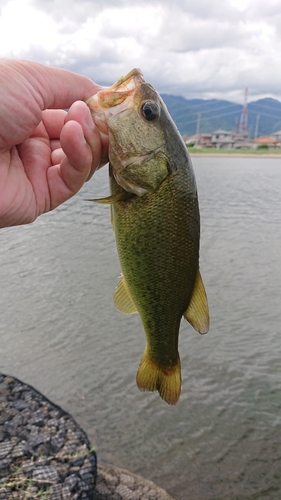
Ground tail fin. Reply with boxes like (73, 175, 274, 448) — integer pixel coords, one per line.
(136, 348, 181, 405)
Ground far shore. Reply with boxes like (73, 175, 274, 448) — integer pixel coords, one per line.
(188, 148, 281, 158)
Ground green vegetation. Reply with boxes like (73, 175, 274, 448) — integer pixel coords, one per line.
(0, 468, 51, 499)
(0, 447, 96, 499)
(187, 147, 281, 155)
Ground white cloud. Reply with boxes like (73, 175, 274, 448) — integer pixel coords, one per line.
(1, 0, 281, 102)
(0, 0, 60, 56)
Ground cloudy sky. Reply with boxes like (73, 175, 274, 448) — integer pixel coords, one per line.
(1, 0, 281, 103)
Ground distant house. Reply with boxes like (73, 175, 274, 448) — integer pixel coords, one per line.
(251, 136, 278, 149)
(185, 133, 212, 147)
(231, 133, 251, 149)
(210, 130, 251, 149)
(271, 130, 281, 144)
(184, 129, 252, 149)
(211, 130, 234, 149)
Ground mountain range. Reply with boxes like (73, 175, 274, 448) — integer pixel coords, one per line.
(161, 95, 281, 139)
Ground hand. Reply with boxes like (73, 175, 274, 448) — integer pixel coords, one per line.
(0, 59, 108, 228)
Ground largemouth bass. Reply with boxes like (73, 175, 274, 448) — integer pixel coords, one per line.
(87, 69, 209, 405)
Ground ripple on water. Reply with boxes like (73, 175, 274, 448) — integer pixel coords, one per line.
(2, 159, 281, 499)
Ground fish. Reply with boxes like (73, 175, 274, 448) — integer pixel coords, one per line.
(86, 69, 209, 405)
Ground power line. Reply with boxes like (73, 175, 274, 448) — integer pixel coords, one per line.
(248, 110, 281, 120)
(171, 104, 281, 128)
(179, 108, 241, 127)
(164, 90, 281, 135)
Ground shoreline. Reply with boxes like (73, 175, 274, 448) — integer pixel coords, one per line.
(190, 153, 281, 158)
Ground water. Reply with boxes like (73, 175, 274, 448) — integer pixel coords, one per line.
(1, 157, 281, 499)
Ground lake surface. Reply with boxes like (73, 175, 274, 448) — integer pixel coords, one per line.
(1, 156, 281, 499)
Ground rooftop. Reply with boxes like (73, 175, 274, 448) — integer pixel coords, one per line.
(251, 136, 277, 144)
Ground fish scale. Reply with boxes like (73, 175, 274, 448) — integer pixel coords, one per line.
(111, 158, 199, 368)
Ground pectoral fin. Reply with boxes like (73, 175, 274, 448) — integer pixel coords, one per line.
(87, 191, 132, 204)
(184, 269, 209, 334)
(114, 275, 138, 314)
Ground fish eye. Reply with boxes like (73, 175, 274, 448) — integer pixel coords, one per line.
(141, 101, 160, 122)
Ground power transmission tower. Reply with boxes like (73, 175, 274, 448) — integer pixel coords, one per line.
(238, 87, 249, 136)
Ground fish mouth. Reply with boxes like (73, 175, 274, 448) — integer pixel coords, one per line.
(86, 68, 145, 133)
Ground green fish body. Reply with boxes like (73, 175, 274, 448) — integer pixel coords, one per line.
(87, 69, 209, 405)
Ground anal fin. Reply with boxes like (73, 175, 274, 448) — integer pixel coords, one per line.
(113, 274, 138, 314)
(184, 269, 210, 334)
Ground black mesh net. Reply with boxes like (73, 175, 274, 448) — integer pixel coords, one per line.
(0, 374, 174, 500)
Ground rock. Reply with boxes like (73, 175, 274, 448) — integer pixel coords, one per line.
(95, 464, 176, 500)
(0, 373, 97, 499)
(32, 465, 60, 485)
(0, 441, 13, 460)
